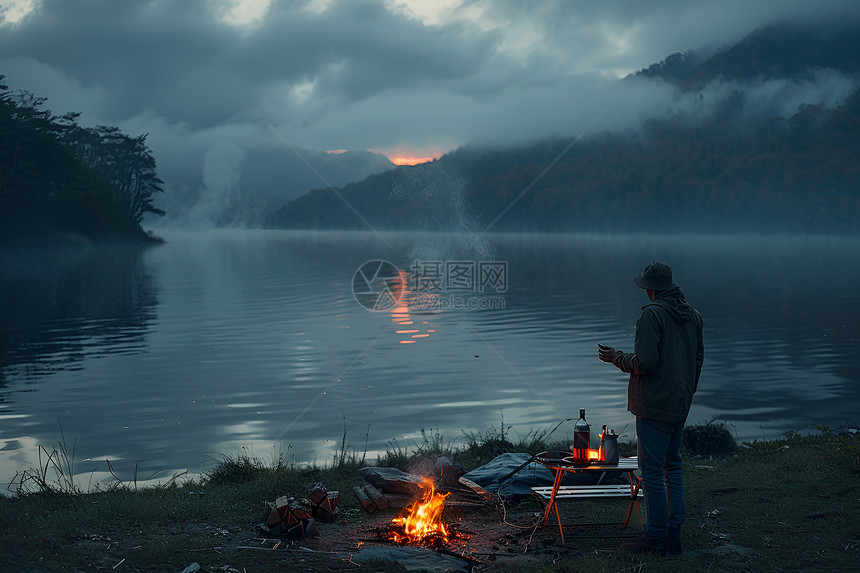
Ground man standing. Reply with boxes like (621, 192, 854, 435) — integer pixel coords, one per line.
(598, 261, 704, 556)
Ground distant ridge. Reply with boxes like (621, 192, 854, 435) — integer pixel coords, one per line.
(632, 23, 860, 87)
(266, 22, 860, 235)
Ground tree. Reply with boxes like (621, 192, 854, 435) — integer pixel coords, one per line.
(0, 75, 165, 242)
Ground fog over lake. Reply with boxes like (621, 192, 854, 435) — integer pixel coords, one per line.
(1, 230, 858, 489)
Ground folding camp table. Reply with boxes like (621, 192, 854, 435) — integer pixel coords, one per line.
(532, 455, 643, 544)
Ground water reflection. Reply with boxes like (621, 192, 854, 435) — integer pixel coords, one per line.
(1, 230, 858, 490)
(391, 271, 437, 345)
(0, 244, 157, 384)
(490, 233, 860, 436)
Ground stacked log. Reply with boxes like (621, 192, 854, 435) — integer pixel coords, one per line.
(307, 483, 341, 521)
(353, 482, 396, 513)
(260, 483, 340, 539)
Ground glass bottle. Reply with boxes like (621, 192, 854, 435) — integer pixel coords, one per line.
(573, 408, 590, 464)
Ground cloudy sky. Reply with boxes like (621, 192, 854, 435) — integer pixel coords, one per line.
(2, 0, 859, 215)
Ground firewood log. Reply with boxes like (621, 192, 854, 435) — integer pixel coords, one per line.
(352, 486, 377, 513)
(362, 482, 389, 511)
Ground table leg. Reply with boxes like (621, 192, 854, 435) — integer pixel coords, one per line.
(633, 476, 642, 527)
(622, 473, 643, 529)
(542, 467, 565, 528)
(555, 500, 565, 544)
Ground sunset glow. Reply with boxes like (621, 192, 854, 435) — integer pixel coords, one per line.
(371, 145, 451, 166)
(388, 154, 440, 166)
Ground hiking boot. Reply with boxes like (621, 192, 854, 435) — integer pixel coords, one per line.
(621, 534, 668, 556)
(667, 528, 682, 555)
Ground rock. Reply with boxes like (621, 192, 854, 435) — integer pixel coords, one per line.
(358, 467, 425, 496)
(352, 545, 470, 572)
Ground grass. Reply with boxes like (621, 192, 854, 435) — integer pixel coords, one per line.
(1, 423, 858, 572)
(11, 422, 83, 496)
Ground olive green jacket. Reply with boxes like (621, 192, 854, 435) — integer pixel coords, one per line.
(611, 287, 704, 424)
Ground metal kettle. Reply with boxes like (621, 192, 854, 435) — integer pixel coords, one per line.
(602, 429, 620, 464)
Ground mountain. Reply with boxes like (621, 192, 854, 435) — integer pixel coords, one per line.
(166, 145, 393, 228)
(633, 23, 860, 87)
(265, 23, 860, 235)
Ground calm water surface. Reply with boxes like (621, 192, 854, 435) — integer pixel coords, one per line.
(1, 230, 859, 489)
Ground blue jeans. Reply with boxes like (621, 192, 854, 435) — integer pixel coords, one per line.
(636, 417, 686, 542)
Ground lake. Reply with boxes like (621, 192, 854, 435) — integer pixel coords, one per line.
(1, 229, 859, 490)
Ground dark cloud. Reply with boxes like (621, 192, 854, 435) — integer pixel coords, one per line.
(0, 0, 502, 126)
(2, 0, 859, 221)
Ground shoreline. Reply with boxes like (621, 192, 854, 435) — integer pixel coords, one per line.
(0, 419, 821, 499)
(1, 426, 858, 571)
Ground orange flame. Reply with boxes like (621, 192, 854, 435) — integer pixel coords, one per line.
(388, 477, 450, 544)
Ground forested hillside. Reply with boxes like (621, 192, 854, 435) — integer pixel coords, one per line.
(0, 75, 164, 245)
(634, 23, 860, 87)
(265, 91, 860, 234)
(265, 24, 860, 234)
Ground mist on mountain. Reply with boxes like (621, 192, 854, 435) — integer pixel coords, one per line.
(265, 22, 860, 235)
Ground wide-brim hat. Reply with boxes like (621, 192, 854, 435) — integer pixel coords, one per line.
(634, 261, 678, 290)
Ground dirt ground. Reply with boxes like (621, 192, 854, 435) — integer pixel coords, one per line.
(235, 501, 634, 571)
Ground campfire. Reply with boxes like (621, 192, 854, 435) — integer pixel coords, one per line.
(386, 477, 451, 547)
